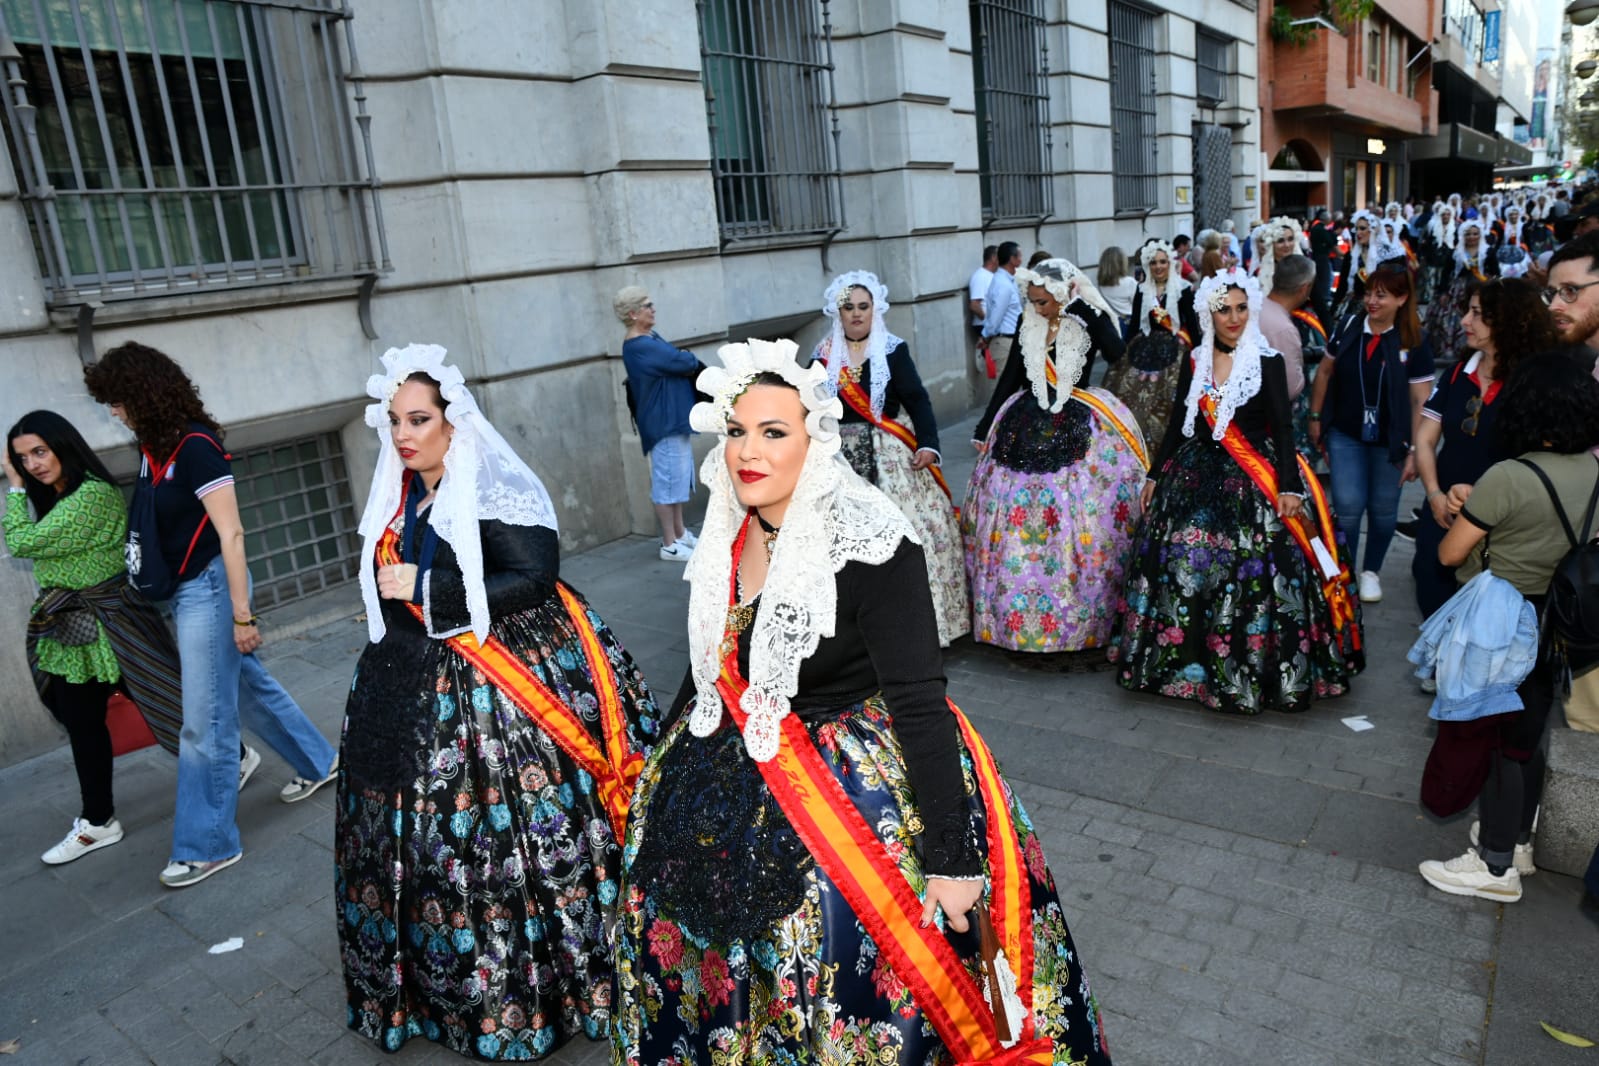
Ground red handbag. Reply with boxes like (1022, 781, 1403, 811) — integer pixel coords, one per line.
(108, 692, 158, 756)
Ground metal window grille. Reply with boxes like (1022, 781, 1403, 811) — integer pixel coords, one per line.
(233, 431, 360, 608)
(697, 0, 843, 242)
(970, 0, 1052, 223)
(1108, 2, 1157, 215)
(0, 0, 388, 308)
(1196, 30, 1230, 107)
(1366, 27, 1382, 82)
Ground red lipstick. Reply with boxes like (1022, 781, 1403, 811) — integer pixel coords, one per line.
(737, 470, 767, 484)
(398, 448, 417, 459)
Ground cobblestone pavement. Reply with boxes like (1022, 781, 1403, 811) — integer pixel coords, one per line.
(1, 415, 1594, 1066)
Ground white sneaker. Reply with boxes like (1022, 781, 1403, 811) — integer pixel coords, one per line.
(41, 817, 124, 865)
(1419, 849, 1522, 902)
(1469, 821, 1536, 877)
(678, 529, 699, 548)
(1358, 570, 1383, 603)
(280, 757, 339, 804)
(1420, 676, 1438, 695)
(659, 541, 694, 562)
(160, 853, 242, 888)
(238, 745, 261, 790)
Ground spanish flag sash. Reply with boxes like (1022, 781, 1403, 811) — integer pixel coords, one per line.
(836, 369, 956, 504)
(375, 526, 642, 840)
(712, 516, 1059, 1065)
(1193, 388, 1362, 652)
(1042, 359, 1150, 470)
(1291, 308, 1327, 343)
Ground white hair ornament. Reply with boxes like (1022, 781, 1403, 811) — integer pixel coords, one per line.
(1137, 241, 1189, 338)
(815, 271, 905, 418)
(1013, 258, 1113, 413)
(1180, 269, 1277, 443)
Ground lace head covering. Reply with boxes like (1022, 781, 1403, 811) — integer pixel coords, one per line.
(1430, 206, 1458, 250)
(1180, 268, 1276, 442)
(683, 339, 914, 762)
(816, 270, 904, 418)
(1250, 216, 1305, 296)
(1454, 220, 1486, 270)
(1385, 201, 1403, 221)
(1013, 257, 1112, 414)
(1349, 210, 1386, 278)
(357, 344, 558, 644)
(1137, 240, 1189, 336)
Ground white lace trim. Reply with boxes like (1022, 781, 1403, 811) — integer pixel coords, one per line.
(1181, 269, 1274, 442)
(1453, 222, 1487, 272)
(1017, 311, 1090, 414)
(684, 341, 913, 762)
(356, 343, 558, 645)
(1248, 217, 1305, 297)
(819, 270, 899, 418)
(1430, 211, 1458, 250)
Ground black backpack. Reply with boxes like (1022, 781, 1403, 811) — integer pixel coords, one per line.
(126, 433, 225, 601)
(1515, 456, 1599, 676)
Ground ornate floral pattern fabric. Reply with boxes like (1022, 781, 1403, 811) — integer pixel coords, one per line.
(1108, 436, 1363, 714)
(837, 423, 970, 646)
(1102, 326, 1185, 448)
(336, 591, 661, 1061)
(963, 391, 1145, 653)
(613, 701, 1112, 1066)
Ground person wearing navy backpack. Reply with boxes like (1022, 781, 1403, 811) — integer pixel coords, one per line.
(84, 343, 338, 888)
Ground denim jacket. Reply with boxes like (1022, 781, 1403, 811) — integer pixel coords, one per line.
(1407, 570, 1538, 721)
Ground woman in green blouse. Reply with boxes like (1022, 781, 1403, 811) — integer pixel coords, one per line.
(4, 411, 183, 865)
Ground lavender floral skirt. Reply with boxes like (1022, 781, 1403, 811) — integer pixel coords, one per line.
(962, 390, 1146, 653)
(1107, 436, 1363, 714)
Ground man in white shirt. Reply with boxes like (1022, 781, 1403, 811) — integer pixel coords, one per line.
(1256, 254, 1313, 399)
(968, 245, 998, 326)
(981, 241, 1024, 370)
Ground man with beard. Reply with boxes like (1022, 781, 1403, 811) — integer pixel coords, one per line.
(1546, 232, 1599, 352)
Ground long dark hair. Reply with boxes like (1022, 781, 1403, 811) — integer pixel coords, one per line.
(6, 410, 119, 518)
(1467, 277, 1560, 381)
(1494, 349, 1599, 457)
(82, 342, 224, 461)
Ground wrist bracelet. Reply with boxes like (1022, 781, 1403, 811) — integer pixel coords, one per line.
(1308, 412, 1322, 422)
(1426, 489, 1444, 500)
(234, 616, 258, 628)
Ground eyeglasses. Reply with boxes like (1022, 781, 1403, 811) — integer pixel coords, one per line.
(1541, 280, 1599, 305)
(1461, 395, 1482, 437)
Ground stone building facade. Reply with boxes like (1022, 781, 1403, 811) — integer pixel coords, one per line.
(0, 0, 1257, 764)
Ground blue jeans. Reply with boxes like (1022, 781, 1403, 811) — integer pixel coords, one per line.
(169, 555, 336, 863)
(1324, 428, 1404, 573)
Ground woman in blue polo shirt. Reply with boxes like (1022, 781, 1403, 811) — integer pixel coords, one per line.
(1308, 260, 1436, 604)
(84, 343, 338, 889)
(1411, 278, 1558, 623)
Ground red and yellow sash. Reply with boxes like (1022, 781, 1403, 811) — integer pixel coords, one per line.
(1148, 305, 1194, 349)
(1194, 390, 1361, 652)
(837, 369, 956, 504)
(711, 518, 1062, 1065)
(375, 528, 642, 840)
(1291, 308, 1327, 342)
(1042, 360, 1150, 470)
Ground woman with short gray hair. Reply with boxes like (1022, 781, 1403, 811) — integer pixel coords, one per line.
(616, 286, 702, 561)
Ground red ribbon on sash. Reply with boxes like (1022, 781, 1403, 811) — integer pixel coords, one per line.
(375, 526, 642, 840)
(710, 516, 1068, 1065)
(1192, 387, 1361, 653)
(836, 369, 956, 505)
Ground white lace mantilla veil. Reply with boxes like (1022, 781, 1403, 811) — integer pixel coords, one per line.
(1136, 240, 1189, 336)
(1012, 257, 1113, 414)
(1250, 216, 1305, 297)
(1349, 210, 1385, 278)
(683, 338, 917, 763)
(356, 343, 559, 645)
(816, 270, 905, 418)
(1180, 268, 1279, 442)
(1454, 221, 1486, 270)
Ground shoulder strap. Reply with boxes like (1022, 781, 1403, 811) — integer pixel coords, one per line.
(1515, 457, 1580, 548)
(1584, 457, 1599, 544)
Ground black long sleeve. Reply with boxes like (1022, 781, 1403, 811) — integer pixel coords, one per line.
(424, 521, 561, 634)
(1083, 298, 1126, 367)
(974, 332, 1026, 442)
(1261, 355, 1303, 496)
(1178, 288, 1200, 343)
(884, 341, 941, 453)
(973, 297, 1119, 441)
(1150, 354, 1196, 479)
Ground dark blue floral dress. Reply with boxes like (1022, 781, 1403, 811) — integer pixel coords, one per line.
(337, 514, 660, 1061)
(1109, 353, 1362, 713)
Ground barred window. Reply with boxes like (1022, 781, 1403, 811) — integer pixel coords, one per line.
(1108, 1, 1158, 215)
(0, 0, 387, 309)
(1196, 30, 1232, 107)
(970, 0, 1052, 223)
(234, 432, 360, 608)
(697, 0, 843, 241)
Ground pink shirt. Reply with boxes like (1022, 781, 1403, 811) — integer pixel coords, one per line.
(1257, 298, 1307, 399)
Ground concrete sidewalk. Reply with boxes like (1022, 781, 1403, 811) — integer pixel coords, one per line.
(0, 414, 1595, 1066)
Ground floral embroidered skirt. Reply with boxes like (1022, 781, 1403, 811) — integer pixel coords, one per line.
(1107, 437, 1363, 714)
(962, 390, 1146, 653)
(613, 700, 1112, 1066)
(840, 422, 970, 646)
(1100, 332, 1185, 447)
(335, 592, 661, 1061)
(1425, 272, 1470, 362)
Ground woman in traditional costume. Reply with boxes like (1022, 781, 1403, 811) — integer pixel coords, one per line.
(811, 271, 969, 645)
(1423, 203, 1459, 309)
(1332, 211, 1385, 319)
(1425, 219, 1496, 364)
(336, 345, 661, 1061)
(963, 259, 1148, 655)
(1102, 240, 1199, 444)
(612, 339, 1112, 1066)
(1109, 269, 1363, 714)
